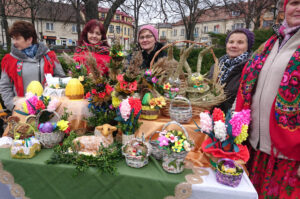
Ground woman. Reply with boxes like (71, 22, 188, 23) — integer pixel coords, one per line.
(236, 0, 300, 197)
(209, 28, 255, 113)
(0, 21, 65, 111)
(129, 25, 167, 69)
(73, 19, 110, 76)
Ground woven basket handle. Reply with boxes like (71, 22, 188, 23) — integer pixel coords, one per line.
(149, 40, 209, 70)
(162, 121, 189, 139)
(170, 96, 192, 110)
(149, 131, 160, 141)
(36, 109, 61, 127)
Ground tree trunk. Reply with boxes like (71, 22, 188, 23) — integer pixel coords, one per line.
(103, 0, 125, 33)
(0, 0, 11, 50)
(76, 0, 81, 40)
(84, 0, 99, 22)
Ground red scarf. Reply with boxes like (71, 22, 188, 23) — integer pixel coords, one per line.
(236, 35, 300, 160)
(1, 51, 57, 97)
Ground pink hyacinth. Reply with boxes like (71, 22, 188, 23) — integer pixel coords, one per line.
(119, 99, 131, 121)
(26, 95, 38, 115)
(199, 112, 213, 133)
(47, 98, 60, 112)
(230, 109, 251, 137)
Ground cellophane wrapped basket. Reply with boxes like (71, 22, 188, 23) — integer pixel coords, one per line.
(216, 158, 243, 187)
(122, 138, 152, 168)
(149, 40, 226, 117)
(169, 96, 192, 124)
(34, 110, 64, 148)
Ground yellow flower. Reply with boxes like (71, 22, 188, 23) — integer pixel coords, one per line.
(177, 131, 182, 136)
(22, 102, 29, 114)
(57, 120, 69, 131)
(149, 99, 156, 109)
(117, 51, 124, 57)
(163, 83, 172, 90)
(78, 76, 84, 82)
(182, 135, 186, 140)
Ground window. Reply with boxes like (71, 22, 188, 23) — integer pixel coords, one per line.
(203, 26, 208, 33)
(101, 13, 105, 18)
(180, 29, 184, 36)
(116, 26, 121, 34)
(194, 27, 199, 37)
(72, 24, 77, 33)
(201, 37, 208, 41)
(109, 25, 114, 33)
(232, 23, 244, 30)
(162, 31, 165, 36)
(173, 29, 177, 36)
(128, 28, 130, 35)
(46, 22, 54, 31)
(124, 27, 127, 35)
(232, 11, 240, 16)
(116, 15, 120, 20)
(213, 25, 220, 33)
(263, 20, 273, 28)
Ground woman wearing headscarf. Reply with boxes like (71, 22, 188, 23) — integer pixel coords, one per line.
(235, 0, 300, 197)
(208, 28, 255, 113)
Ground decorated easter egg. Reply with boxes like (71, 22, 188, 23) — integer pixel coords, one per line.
(26, 81, 44, 96)
(142, 92, 153, 105)
(41, 122, 53, 133)
(65, 78, 84, 100)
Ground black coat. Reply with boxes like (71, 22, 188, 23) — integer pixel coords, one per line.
(208, 56, 249, 113)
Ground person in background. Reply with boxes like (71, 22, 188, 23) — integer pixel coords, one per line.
(129, 25, 167, 70)
(208, 28, 255, 113)
(0, 20, 65, 111)
(73, 19, 110, 76)
(235, 0, 300, 197)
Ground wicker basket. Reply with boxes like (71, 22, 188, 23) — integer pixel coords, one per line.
(122, 138, 152, 168)
(34, 110, 64, 148)
(149, 131, 166, 160)
(161, 121, 192, 174)
(216, 158, 243, 187)
(169, 96, 192, 124)
(150, 40, 226, 117)
(13, 122, 35, 140)
(141, 106, 159, 120)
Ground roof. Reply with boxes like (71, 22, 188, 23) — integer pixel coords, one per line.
(157, 23, 172, 29)
(98, 7, 133, 19)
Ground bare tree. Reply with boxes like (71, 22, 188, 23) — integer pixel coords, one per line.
(12, 0, 47, 25)
(103, 0, 126, 33)
(0, 0, 11, 50)
(165, 0, 214, 41)
(83, 0, 99, 21)
(223, 0, 273, 30)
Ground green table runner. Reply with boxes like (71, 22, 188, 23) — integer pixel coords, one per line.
(0, 149, 191, 199)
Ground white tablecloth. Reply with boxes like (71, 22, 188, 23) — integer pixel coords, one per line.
(190, 168, 258, 199)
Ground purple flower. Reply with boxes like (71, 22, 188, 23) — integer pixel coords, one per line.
(145, 69, 152, 76)
(75, 65, 81, 69)
(151, 77, 158, 84)
(158, 136, 169, 147)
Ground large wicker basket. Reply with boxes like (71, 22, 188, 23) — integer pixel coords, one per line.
(169, 96, 192, 124)
(34, 110, 64, 148)
(150, 40, 226, 117)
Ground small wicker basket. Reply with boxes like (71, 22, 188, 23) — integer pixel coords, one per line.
(216, 158, 244, 187)
(169, 96, 192, 124)
(34, 110, 64, 148)
(13, 122, 35, 140)
(161, 121, 192, 174)
(122, 138, 152, 168)
(140, 88, 160, 120)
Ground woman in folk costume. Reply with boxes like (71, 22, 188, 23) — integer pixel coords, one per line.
(235, 0, 300, 197)
(0, 21, 65, 111)
(208, 28, 255, 113)
(73, 19, 110, 76)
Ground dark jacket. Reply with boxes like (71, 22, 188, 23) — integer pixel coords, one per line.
(208, 55, 249, 113)
(127, 42, 167, 70)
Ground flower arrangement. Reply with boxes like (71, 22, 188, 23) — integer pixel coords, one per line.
(85, 82, 114, 107)
(196, 108, 251, 153)
(114, 97, 142, 135)
(156, 130, 193, 153)
(16, 93, 60, 116)
(162, 82, 180, 99)
(140, 91, 166, 120)
(115, 74, 138, 94)
(216, 158, 244, 187)
(38, 120, 71, 135)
